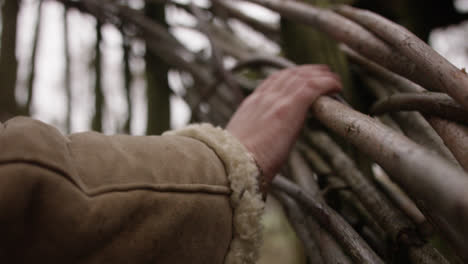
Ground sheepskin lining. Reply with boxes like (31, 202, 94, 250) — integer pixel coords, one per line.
(164, 124, 264, 264)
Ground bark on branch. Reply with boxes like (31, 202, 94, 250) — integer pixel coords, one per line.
(312, 97, 468, 261)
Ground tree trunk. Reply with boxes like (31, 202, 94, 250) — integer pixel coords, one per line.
(92, 20, 104, 132)
(64, 6, 72, 133)
(122, 31, 132, 134)
(145, 2, 170, 135)
(280, 0, 360, 108)
(0, 0, 20, 121)
(26, 0, 43, 116)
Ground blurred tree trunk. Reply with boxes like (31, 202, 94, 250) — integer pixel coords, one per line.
(64, 6, 72, 133)
(122, 32, 132, 134)
(26, 0, 43, 116)
(145, 1, 170, 135)
(0, 0, 20, 121)
(281, 0, 375, 186)
(92, 20, 104, 132)
(281, 0, 362, 109)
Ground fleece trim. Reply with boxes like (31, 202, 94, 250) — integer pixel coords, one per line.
(164, 124, 265, 264)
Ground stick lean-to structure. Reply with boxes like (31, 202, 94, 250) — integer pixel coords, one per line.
(54, 0, 468, 262)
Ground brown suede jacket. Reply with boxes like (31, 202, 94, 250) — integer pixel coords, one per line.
(0, 117, 265, 264)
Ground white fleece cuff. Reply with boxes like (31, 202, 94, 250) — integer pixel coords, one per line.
(164, 123, 265, 264)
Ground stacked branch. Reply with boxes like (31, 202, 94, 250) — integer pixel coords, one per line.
(58, 0, 468, 263)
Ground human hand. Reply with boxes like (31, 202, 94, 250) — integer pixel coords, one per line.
(226, 65, 342, 185)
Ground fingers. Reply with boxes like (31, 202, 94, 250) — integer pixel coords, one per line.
(306, 75, 342, 99)
(255, 64, 341, 95)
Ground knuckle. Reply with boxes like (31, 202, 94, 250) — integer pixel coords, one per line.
(272, 101, 290, 120)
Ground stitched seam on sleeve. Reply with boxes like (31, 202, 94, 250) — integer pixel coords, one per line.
(0, 161, 231, 197)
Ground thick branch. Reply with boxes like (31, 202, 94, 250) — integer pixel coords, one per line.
(373, 169, 429, 234)
(231, 55, 295, 72)
(341, 45, 424, 93)
(371, 93, 468, 125)
(428, 118, 468, 173)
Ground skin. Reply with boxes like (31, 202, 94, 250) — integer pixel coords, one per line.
(226, 65, 342, 185)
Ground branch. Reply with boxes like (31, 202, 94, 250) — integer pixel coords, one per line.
(312, 97, 468, 261)
(297, 144, 333, 176)
(230, 55, 295, 72)
(427, 118, 468, 173)
(336, 5, 468, 112)
(373, 169, 430, 235)
(371, 92, 468, 125)
(341, 45, 425, 93)
(272, 176, 384, 264)
(273, 191, 324, 264)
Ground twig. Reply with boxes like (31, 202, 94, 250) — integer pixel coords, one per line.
(311, 96, 468, 261)
(272, 176, 384, 264)
(336, 5, 468, 112)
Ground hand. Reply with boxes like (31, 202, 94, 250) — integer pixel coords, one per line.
(226, 65, 342, 184)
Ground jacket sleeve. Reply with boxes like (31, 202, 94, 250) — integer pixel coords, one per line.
(0, 117, 264, 264)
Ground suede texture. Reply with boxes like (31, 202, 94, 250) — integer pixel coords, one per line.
(0, 117, 238, 264)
